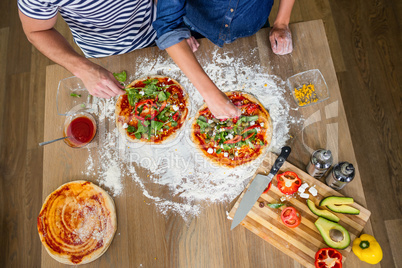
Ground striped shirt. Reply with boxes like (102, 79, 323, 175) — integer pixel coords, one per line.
(18, 0, 157, 58)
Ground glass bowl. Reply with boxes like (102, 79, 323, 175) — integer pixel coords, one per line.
(63, 112, 97, 148)
(57, 76, 91, 116)
(286, 69, 329, 107)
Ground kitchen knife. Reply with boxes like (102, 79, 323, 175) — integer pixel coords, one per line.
(231, 146, 291, 230)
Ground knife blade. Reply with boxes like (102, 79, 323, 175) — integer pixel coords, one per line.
(231, 146, 291, 230)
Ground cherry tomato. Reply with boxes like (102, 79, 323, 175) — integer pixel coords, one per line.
(281, 206, 301, 228)
(277, 171, 302, 195)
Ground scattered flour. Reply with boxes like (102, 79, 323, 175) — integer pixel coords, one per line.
(82, 47, 303, 221)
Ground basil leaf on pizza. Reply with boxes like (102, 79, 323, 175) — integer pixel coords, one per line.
(115, 76, 189, 144)
(191, 91, 273, 168)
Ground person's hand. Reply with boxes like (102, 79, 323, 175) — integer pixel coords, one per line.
(269, 23, 293, 55)
(204, 90, 241, 119)
(186, 36, 200, 52)
(77, 63, 126, 99)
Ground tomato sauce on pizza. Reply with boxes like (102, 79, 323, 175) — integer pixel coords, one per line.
(115, 76, 189, 144)
(192, 91, 272, 168)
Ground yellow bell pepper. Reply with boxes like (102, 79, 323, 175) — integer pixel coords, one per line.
(352, 234, 383, 264)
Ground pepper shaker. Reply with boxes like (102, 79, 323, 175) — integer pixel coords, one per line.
(326, 162, 355, 190)
(306, 149, 333, 179)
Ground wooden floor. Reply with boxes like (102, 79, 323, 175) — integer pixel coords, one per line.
(0, 0, 400, 267)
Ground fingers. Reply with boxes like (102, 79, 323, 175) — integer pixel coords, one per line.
(186, 36, 200, 53)
(106, 76, 126, 95)
(270, 27, 293, 55)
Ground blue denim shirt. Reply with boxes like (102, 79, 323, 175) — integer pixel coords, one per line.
(153, 0, 274, 50)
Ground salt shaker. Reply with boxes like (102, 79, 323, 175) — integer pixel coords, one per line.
(325, 162, 355, 190)
(306, 149, 333, 179)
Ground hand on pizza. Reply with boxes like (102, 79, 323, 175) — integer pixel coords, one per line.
(192, 91, 273, 168)
(203, 89, 241, 119)
(115, 76, 189, 144)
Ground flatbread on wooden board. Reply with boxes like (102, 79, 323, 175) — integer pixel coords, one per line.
(37, 181, 117, 265)
(115, 75, 189, 144)
(191, 91, 273, 168)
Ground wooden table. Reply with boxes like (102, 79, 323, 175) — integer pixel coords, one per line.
(42, 20, 376, 267)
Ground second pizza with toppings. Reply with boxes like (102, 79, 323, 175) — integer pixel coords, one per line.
(115, 75, 189, 144)
(191, 91, 273, 168)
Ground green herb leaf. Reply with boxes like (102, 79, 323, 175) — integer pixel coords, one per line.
(151, 120, 164, 131)
(171, 121, 178, 127)
(158, 91, 168, 101)
(216, 149, 222, 154)
(246, 115, 259, 122)
(70, 93, 81, 98)
(267, 203, 285, 209)
(134, 133, 142, 139)
(113, 71, 127, 83)
(127, 125, 136, 133)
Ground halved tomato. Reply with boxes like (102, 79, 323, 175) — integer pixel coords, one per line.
(281, 206, 301, 228)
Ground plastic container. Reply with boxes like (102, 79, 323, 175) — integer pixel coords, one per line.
(287, 69, 329, 107)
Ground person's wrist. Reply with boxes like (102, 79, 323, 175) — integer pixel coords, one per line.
(70, 57, 94, 79)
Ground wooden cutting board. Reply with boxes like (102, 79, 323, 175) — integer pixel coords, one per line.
(229, 152, 371, 268)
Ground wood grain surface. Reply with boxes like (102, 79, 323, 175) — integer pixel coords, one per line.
(39, 20, 376, 268)
(229, 152, 371, 268)
(1, 0, 401, 267)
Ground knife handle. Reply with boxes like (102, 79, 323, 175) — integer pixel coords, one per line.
(270, 146, 291, 174)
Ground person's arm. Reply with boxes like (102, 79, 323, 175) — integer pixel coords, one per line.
(269, 0, 295, 55)
(18, 11, 125, 98)
(153, 0, 240, 119)
(166, 40, 241, 119)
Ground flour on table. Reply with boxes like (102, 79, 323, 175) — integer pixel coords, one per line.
(82, 47, 303, 221)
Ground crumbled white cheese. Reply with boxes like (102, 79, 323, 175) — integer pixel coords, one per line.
(308, 187, 318, 196)
(208, 119, 213, 124)
(300, 193, 309, 199)
(139, 91, 145, 96)
(227, 134, 233, 140)
(250, 121, 255, 126)
(260, 122, 264, 127)
(280, 196, 286, 202)
(207, 148, 213, 154)
(220, 144, 224, 149)
(172, 105, 179, 111)
(235, 152, 239, 156)
(123, 123, 128, 129)
(300, 183, 309, 190)
(298, 186, 306, 193)
(224, 152, 229, 157)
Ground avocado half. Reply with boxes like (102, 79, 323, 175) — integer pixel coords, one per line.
(315, 217, 350, 249)
(307, 199, 340, 222)
(319, 196, 360, 215)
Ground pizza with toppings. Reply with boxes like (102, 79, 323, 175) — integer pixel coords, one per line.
(37, 181, 117, 265)
(191, 91, 273, 168)
(115, 75, 189, 144)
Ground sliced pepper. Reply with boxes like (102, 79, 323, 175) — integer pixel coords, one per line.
(277, 171, 302, 195)
(315, 248, 342, 268)
(199, 108, 210, 115)
(223, 135, 242, 144)
(242, 124, 259, 134)
(263, 182, 272, 194)
(243, 132, 255, 141)
(352, 234, 383, 264)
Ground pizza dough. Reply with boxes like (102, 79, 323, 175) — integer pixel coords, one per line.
(115, 75, 189, 144)
(191, 91, 273, 168)
(37, 181, 117, 265)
